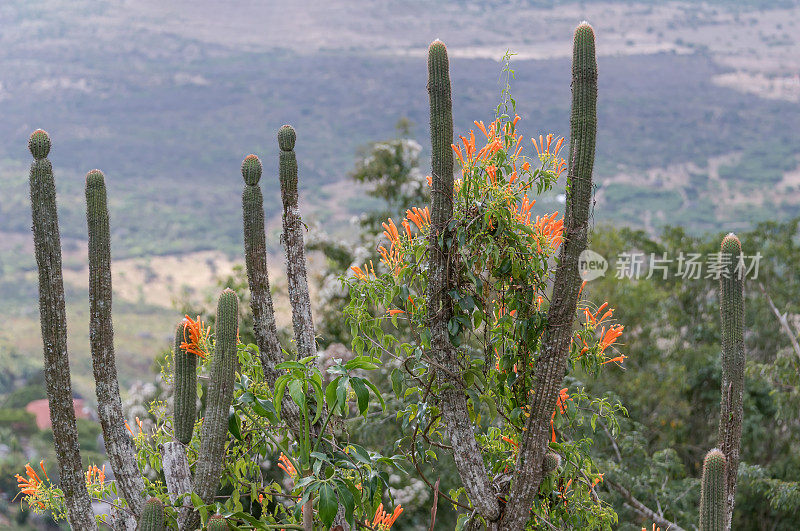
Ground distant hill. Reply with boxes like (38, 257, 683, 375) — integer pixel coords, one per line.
(0, 0, 798, 396)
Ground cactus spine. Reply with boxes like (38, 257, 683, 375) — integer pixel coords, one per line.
(717, 233, 745, 529)
(138, 497, 166, 531)
(241, 154, 283, 385)
(186, 289, 239, 530)
(173, 318, 197, 444)
(278, 125, 317, 359)
(207, 514, 230, 530)
(86, 169, 146, 515)
(503, 23, 598, 529)
(699, 449, 727, 531)
(28, 130, 97, 529)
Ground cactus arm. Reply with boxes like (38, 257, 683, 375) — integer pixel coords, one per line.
(501, 23, 597, 530)
(137, 497, 166, 531)
(27, 130, 97, 530)
(173, 318, 198, 444)
(85, 169, 146, 516)
(425, 40, 501, 523)
(700, 449, 727, 531)
(278, 126, 317, 360)
(184, 289, 240, 530)
(241, 155, 284, 385)
(717, 234, 745, 529)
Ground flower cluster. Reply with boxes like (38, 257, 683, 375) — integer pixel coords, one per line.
(181, 314, 209, 358)
(367, 503, 403, 530)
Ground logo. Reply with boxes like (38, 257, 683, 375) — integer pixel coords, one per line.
(578, 249, 607, 281)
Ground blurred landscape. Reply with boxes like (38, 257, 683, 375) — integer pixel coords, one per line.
(0, 0, 799, 526)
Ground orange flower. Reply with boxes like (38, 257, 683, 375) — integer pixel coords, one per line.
(86, 464, 105, 486)
(387, 309, 406, 316)
(15, 462, 47, 508)
(598, 324, 624, 354)
(181, 315, 208, 358)
(277, 453, 297, 478)
(368, 503, 403, 530)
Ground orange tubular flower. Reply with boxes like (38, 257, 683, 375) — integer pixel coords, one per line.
(387, 309, 406, 316)
(277, 453, 297, 478)
(181, 315, 208, 358)
(368, 503, 403, 530)
(598, 324, 624, 354)
(15, 463, 45, 508)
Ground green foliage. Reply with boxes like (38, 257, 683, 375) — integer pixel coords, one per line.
(0, 409, 38, 436)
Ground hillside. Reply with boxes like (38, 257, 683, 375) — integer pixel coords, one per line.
(0, 0, 799, 397)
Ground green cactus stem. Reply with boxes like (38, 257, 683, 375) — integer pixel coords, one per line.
(186, 289, 239, 530)
(542, 452, 561, 474)
(425, 40, 501, 523)
(717, 233, 745, 529)
(241, 154, 283, 385)
(138, 497, 166, 531)
(173, 318, 197, 444)
(700, 449, 727, 531)
(503, 22, 598, 529)
(85, 169, 145, 515)
(28, 130, 97, 529)
(207, 514, 230, 530)
(278, 125, 317, 360)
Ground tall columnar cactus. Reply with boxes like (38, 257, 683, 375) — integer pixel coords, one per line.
(173, 318, 197, 444)
(186, 289, 239, 530)
(425, 39, 501, 523)
(85, 169, 146, 516)
(138, 497, 166, 531)
(28, 130, 97, 529)
(700, 449, 727, 531)
(278, 125, 317, 359)
(503, 23, 598, 529)
(241, 154, 283, 385)
(717, 233, 745, 529)
(207, 514, 230, 530)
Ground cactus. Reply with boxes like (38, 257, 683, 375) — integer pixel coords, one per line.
(503, 23, 598, 529)
(425, 40, 501, 523)
(699, 449, 727, 531)
(28, 130, 97, 529)
(241, 154, 283, 385)
(85, 169, 146, 515)
(278, 125, 317, 359)
(542, 452, 561, 474)
(717, 233, 745, 529)
(173, 318, 197, 444)
(138, 497, 166, 531)
(207, 514, 230, 530)
(186, 289, 239, 530)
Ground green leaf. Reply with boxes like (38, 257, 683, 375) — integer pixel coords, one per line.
(363, 378, 386, 411)
(288, 380, 307, 412)
(351, 377, 370, 416)
(272, 375, 290, 422)
(390, 368, 403, 399)
(276, 361, 306, 371)
(345, 356, 381, 371)
(318, 483, 338, 528)
(326, 376, 342, 411)
(228, 407, 242, 441)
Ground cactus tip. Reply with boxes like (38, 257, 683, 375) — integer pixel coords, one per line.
(241, 154, 262, 186)
(28, 129, 51, 160)
(85, 169, 105, 188)
(278, 125, 296, 152)
(721, 232, 741, 251)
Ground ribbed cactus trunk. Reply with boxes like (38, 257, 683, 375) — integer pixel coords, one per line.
(85, 169, 146, 517)
(278, 126, 317, 360)
(717, 233, 745, 530)
(27, 130, 97, 530)
(173, 318, 197, 444)
(137, 497, 166, 531)
(501, 23, 597, 530)
(241, 154, 284, 385)
(184, 289, 239, 531)
(425, 39, 501, 524)
(207, 514, 230, 530)
(699, 449, 727, 531)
